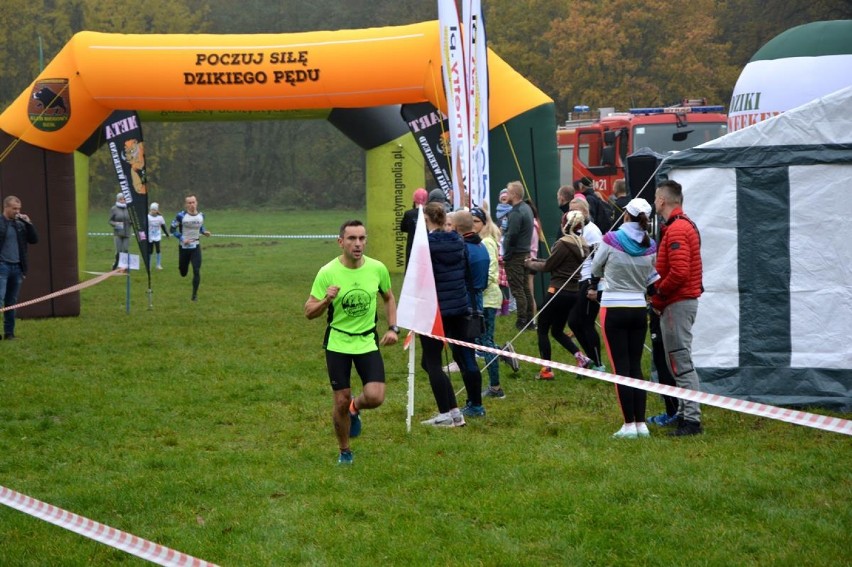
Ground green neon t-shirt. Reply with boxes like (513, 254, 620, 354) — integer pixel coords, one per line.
(310, 255, 392, 354)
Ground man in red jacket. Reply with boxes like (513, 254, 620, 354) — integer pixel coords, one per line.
(651, 180, 704, 436)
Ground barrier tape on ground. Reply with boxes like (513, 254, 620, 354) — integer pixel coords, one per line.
(426, 333, 852, 436)
(89, 232, 336, 239)
(0, 485, 218, 566)
(0, 269, 122, 313)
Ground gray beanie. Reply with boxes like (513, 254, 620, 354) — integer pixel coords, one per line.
(428, 189, 448, 203)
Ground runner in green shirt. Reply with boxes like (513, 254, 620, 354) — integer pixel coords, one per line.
(305, 220, 398, 465)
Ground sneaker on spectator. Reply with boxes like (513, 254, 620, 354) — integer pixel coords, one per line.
(442, 361, 460, 373)
(612, 423, 638, 439)
(538, 367, 554, 380)
(669, 419, 703, 437)
(421, 412, 455, 427)
(591, 364, 607, 372)
(482, 386, 506, 399)
(337, 449, 354, 465)
(450, 407, 466, 427)
(461, 401, 486, 418)
(647, 412, 679, 427)
(635, 422, 651, 438)
(500, 343, 520, 372)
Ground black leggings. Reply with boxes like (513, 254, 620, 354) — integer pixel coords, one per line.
(537, 290, 581, 363)
(601, 306, 648, 423)
(178, 247, 202, 295)
(568, 280, 602, 365)
(419, 315, 482, 412)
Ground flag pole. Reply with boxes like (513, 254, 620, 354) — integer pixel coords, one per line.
(406, 333, 416, 432)
(124, 252, 131, 314)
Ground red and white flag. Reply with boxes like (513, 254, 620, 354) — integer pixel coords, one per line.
(397, 206, 443, 338)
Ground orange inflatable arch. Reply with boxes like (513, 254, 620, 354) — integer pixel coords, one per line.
(0, 21, 550, 152)
(0, 20, 558, 317)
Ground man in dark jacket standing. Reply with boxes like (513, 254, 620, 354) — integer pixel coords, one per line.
(0, 196, 38, 340)
(651, 180, 704, 436)
(502, 181, 535, 330)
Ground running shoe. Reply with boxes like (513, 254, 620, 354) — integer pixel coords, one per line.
(349, 411, 362, 438)
(421, 412, 456, 427)
(461, 401, 486, 417)
(538, 367, 554, 380)
(635, 422, 651, 438)
(500, 342, 520, 372)
(450, 407, 467, 427)
(482, 387, 506, 399)
(612, 423, 638, 439)
(348, 398, 362, 438)
(575, 351, 593, 368)
(337, 450, 354, 465)
(646, 412, 679, 427)
(669, 419, 703, 437)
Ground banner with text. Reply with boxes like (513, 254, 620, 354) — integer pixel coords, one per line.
(401, 102, 452, 198)
(105, 110, 149, 274)
(464, 0, 490, 210)
(439, 0, 470, 210)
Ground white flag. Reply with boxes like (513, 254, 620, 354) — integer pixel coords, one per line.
(439, 0, 471, 210)
(397, 206, 444, 337)
(464, 0, 490, 210)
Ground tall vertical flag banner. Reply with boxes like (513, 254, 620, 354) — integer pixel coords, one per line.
(105, 110, 149, 275)
(439, 0, 471, 210)
(464, 0, 490, 210)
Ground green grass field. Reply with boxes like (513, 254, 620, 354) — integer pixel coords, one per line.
(0, 209, 849, 566)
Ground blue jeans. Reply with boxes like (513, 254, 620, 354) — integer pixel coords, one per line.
(0, 262, 23, 337)
(477, 307, 500, 387)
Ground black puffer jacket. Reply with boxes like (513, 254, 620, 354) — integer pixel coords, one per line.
(428, 230, 470, 317)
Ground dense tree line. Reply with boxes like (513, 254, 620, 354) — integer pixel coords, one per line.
(1, 0, 847, 210)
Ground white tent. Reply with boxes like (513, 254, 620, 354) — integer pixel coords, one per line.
(659, 86, 852, 410)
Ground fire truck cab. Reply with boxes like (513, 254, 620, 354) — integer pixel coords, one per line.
(557, 99, 728, 200)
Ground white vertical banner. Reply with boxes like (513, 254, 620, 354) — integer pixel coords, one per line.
(439, 0, 470, 210)
(464, 0, 490, 210)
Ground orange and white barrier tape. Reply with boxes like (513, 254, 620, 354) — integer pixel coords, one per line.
(0, 269, 123, 313)
(0, 485, 218, 566)
(424, 333, 852, 436)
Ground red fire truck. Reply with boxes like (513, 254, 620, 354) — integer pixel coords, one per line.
(557, 99, 728, 200)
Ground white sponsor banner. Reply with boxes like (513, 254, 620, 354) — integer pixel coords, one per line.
(439, 0, 470, 210)
(464, 0, 490, 210)
(728, 54, 852, 132)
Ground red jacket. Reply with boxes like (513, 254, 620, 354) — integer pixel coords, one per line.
(652, 207, 703, 311)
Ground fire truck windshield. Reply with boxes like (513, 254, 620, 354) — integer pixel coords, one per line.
(632, 122, 728, 153)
